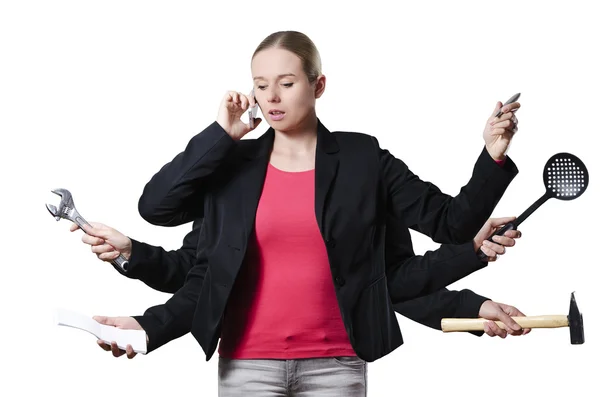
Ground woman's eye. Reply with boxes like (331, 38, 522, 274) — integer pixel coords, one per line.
(282, 83, 294, 87)
(257, 85, 267, 90)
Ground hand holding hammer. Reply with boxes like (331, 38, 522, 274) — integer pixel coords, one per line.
(441, 292, 584, 344)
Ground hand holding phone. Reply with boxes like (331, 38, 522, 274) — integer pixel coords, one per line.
(495, 93, 520, 117)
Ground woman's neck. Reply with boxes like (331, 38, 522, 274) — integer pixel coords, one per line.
(270, 113, 318, 171)
(272, 113, 318, 156)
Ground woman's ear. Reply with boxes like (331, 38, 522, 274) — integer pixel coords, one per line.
(315, 75, 326, 98)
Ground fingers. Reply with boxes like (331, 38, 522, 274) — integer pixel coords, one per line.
(82, 233, 105, 246)
(491, 235, 515, 247)
(92, 243, 121, 261)
(98, 251, 121, 261)
(69, 223, 80, 232)
(500, 101, 520, 114)
(494, 102, 520, 118)
(91, 243, 116, 255)
(483, 322, 493, 337)
(94, 318, 140, 357)
(490, 126, 516, 138)
(481, 302, 530, 338)
(480, 224, 522, 261)
(502, 229, 522, 239)
(83, 236, 122, 262)
(110, 341, 125, 358)
(482, 240, 506, 255)
(507, 305, 532, 335)
(227, 91, 253, 111)
(126, 344, 137, 359)
(479, 244, 498, 261)
(97, 339, 111, 351)
(484, 320, 507, 338)
(493, 110, 514, 123)
(246, 118, 263, 131)
(490, 109, 519, 137)
(491, 119, 515, 131)
(480, 230, 521, 261)
(97, 339, 134, 358)
(239, 94, 249, 110)
(496, 308, 523, 335)
(490, 118, 515, 130)
(225, 91, 240, 110)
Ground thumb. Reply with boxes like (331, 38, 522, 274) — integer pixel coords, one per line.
(69, 223, 80, 232)
(82, 222, 110, 239)
(497, 308, 522, 331)
(492, 101, 502, 117)
(93, 315, 116, 326)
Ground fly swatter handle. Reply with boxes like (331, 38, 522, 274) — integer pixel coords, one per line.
(476, 222, 516, 261)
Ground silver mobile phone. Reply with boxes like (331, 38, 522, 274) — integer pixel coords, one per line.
(248, 89, 258, 128)
(495, 93, 520, 117)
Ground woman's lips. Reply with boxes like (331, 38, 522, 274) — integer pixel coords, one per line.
(269, 111, 285, 121)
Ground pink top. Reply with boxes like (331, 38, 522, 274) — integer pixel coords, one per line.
(218, 163, 355, 359)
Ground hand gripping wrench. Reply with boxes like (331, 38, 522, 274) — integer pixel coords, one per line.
(46, 188, 129, 273)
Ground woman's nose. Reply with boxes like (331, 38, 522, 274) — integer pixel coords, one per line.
(266, 89, 280, 103)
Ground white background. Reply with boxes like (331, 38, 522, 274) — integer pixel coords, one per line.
(1, 1, 598, 396)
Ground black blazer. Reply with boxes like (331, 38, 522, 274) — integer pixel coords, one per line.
(123, 215, 489, 336)
(133, 119, 517, 362)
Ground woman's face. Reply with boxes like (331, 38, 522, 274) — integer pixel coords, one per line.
(251, 47, 324, 132)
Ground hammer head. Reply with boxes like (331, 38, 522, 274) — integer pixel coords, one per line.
(568, 292, 584, 345)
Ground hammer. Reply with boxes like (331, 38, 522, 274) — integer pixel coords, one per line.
(440, 292, 584, 344)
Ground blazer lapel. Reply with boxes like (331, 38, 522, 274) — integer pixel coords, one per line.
(314, 119, 340, 237)
(239, 129, 274, 244)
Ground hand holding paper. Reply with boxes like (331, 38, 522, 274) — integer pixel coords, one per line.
(54, 308, 147, 356)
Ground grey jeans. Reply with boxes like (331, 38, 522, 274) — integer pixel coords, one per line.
(218, 356, 368, 396)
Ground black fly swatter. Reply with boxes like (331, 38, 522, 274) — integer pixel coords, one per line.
(477, 152, 589, 260)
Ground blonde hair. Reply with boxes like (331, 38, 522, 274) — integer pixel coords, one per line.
(252, 31, 322, 83)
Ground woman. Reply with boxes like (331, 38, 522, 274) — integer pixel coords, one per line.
(97, 31, 520, 396)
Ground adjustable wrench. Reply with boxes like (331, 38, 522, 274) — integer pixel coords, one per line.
(46, 188, 129, 273)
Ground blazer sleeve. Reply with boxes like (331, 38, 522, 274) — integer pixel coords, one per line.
(384, 216, 489, 307)
(112, 220, 202, 293)
(377, 138, 518, 244)
(132, 262, 207, 353)
(386, 240, 489, 302)
(393, 288, 489, 337)
(138, 122, 236, 227)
